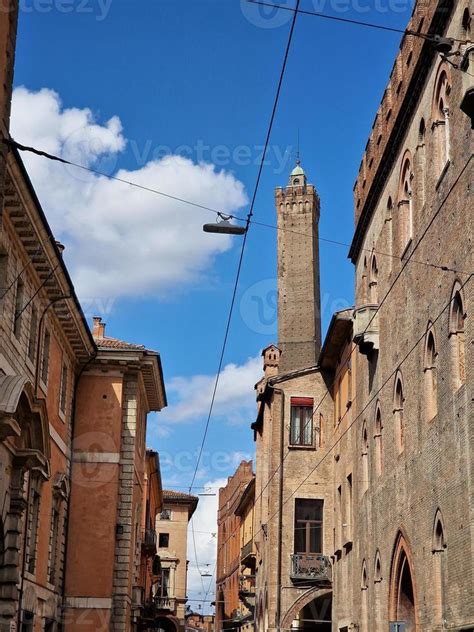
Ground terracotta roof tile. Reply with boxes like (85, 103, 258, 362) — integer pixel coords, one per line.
(163, 489, 198, 501)
(95, 336, 145, 351)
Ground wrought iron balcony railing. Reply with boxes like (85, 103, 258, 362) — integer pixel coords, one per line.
(290, 554, 332, 584)
(153, 596, 176, 611)
(142, 528, 157, 554)
(241, 540, 255, 565)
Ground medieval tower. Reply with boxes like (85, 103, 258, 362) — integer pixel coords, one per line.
(275, 160, 321, 373)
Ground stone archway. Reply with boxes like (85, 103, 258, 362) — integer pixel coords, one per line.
(154, 615, 179, 632)
(0, 376, 50, 631)
(389, 531, 419, 631)
(281, 588, 332, 630)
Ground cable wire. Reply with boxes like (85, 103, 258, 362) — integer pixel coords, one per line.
(246, 0, 471, 43)
(4, 139, 471, 276)
(214, 153, 473, 554)
(187, 0, 302, 494)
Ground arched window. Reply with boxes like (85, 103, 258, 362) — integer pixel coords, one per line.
(432, 65, 451, 177)
(424, 326, 438, 421)
(389, 532, 418, 630)
(450, 285, 466, 390)
(362, 256, 368, 303)
(369, 255, 378, 303)
(361, 422, 369, 495)
(385, 197, 393, 268)
(394, 373, 405, 453)
(397, 155, 413, 253)
(417, 118, 426, 205)
(374, 550, 382, 583)
(374, 549, 383, 629)
(462, 6, 471, 33)
(374, 404, 383, 476)
(361, 561, 369, 632)
(432, 510, 447, 626)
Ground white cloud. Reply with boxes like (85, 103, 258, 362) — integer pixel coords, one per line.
(10, 87, 248, 299)
(163, 355, 262, 427)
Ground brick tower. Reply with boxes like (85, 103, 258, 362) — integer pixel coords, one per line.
(275, 160, 321, 373)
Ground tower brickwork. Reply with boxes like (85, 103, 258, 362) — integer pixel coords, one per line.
(276, 162, 321, 373)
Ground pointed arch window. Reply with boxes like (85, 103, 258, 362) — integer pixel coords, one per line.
(361, 561, 369, 632)
(374, 404, 383, 476)
(432, 511, 447, 626)
(361, 422, 369, 495)
(385, 197, 394, 269)
(362, 256, 369, 303)
(394, 374, 405, 453)
(424, 327, 438, 420)
(374, 550, 382, 583)
(450, 286, 466, 390)
(397, 156, 413, 253)
(417, 118, 426, 205)
(432, 66, 451, 178)
(369, 255, 378, 304)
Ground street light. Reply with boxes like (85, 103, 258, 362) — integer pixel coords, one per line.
(203, 213, 247, 235)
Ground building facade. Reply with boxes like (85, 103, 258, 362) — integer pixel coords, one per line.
(252, 164, 336, 632)
(64, 317, 166, 632)
(235, 476, 256, 632)
(152, 490, 198, 632)
(0, 146, 95, 632)
(216, 461, 254, 631)
(342, 0, 474, 629)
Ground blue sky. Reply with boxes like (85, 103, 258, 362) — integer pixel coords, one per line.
(12, 0, 414, 605)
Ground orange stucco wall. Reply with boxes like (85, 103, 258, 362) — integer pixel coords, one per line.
(65, 373, 123, 599)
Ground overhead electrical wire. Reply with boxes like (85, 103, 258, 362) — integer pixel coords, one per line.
(214, 154, 473, 555)
(246, 0, 472, 44)
(4, 139, 471, 277)
(187, 0, 303, 494)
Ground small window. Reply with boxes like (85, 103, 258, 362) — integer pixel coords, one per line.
(450, 289, 466, 389)
(462, 7, 471, 33)
(14, 278, 24, 339)
(41, 329, 51, 385)
(158, 533, 169, 548)
(159, 509, 172, 521)
(59, 364, 68, 414)
(294, 498, 323, 554)
(27, 491, 41, 574)
(28, 305, 38, 362)
(290, 398, 313, 447)
(394, 375, 405, 453)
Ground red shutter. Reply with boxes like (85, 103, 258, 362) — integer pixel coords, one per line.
(290, 397, 314, 407)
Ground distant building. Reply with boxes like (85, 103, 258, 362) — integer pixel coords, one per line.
(185, 612, 214, 632)
(216, 461, 254, 631)
(235, 477, 256, 632)
(152, 490, 198, 632)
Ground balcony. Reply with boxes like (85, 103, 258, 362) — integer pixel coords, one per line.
(353, 304, 379, 356)
(142, 528, 157, 554)
(290, 554, 332, 584)
(241, 540, 256, 567)
(154, 596, 176, 611)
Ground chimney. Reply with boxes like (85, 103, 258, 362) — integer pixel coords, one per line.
(55, 240, 65, 256)
(92, 316, 106, 338)
(262, 345, 280, 379)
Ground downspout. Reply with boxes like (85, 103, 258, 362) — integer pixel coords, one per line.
(274, 388, 285, 632)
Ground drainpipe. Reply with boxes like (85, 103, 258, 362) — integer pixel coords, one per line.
(274, 388, 285, 632)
